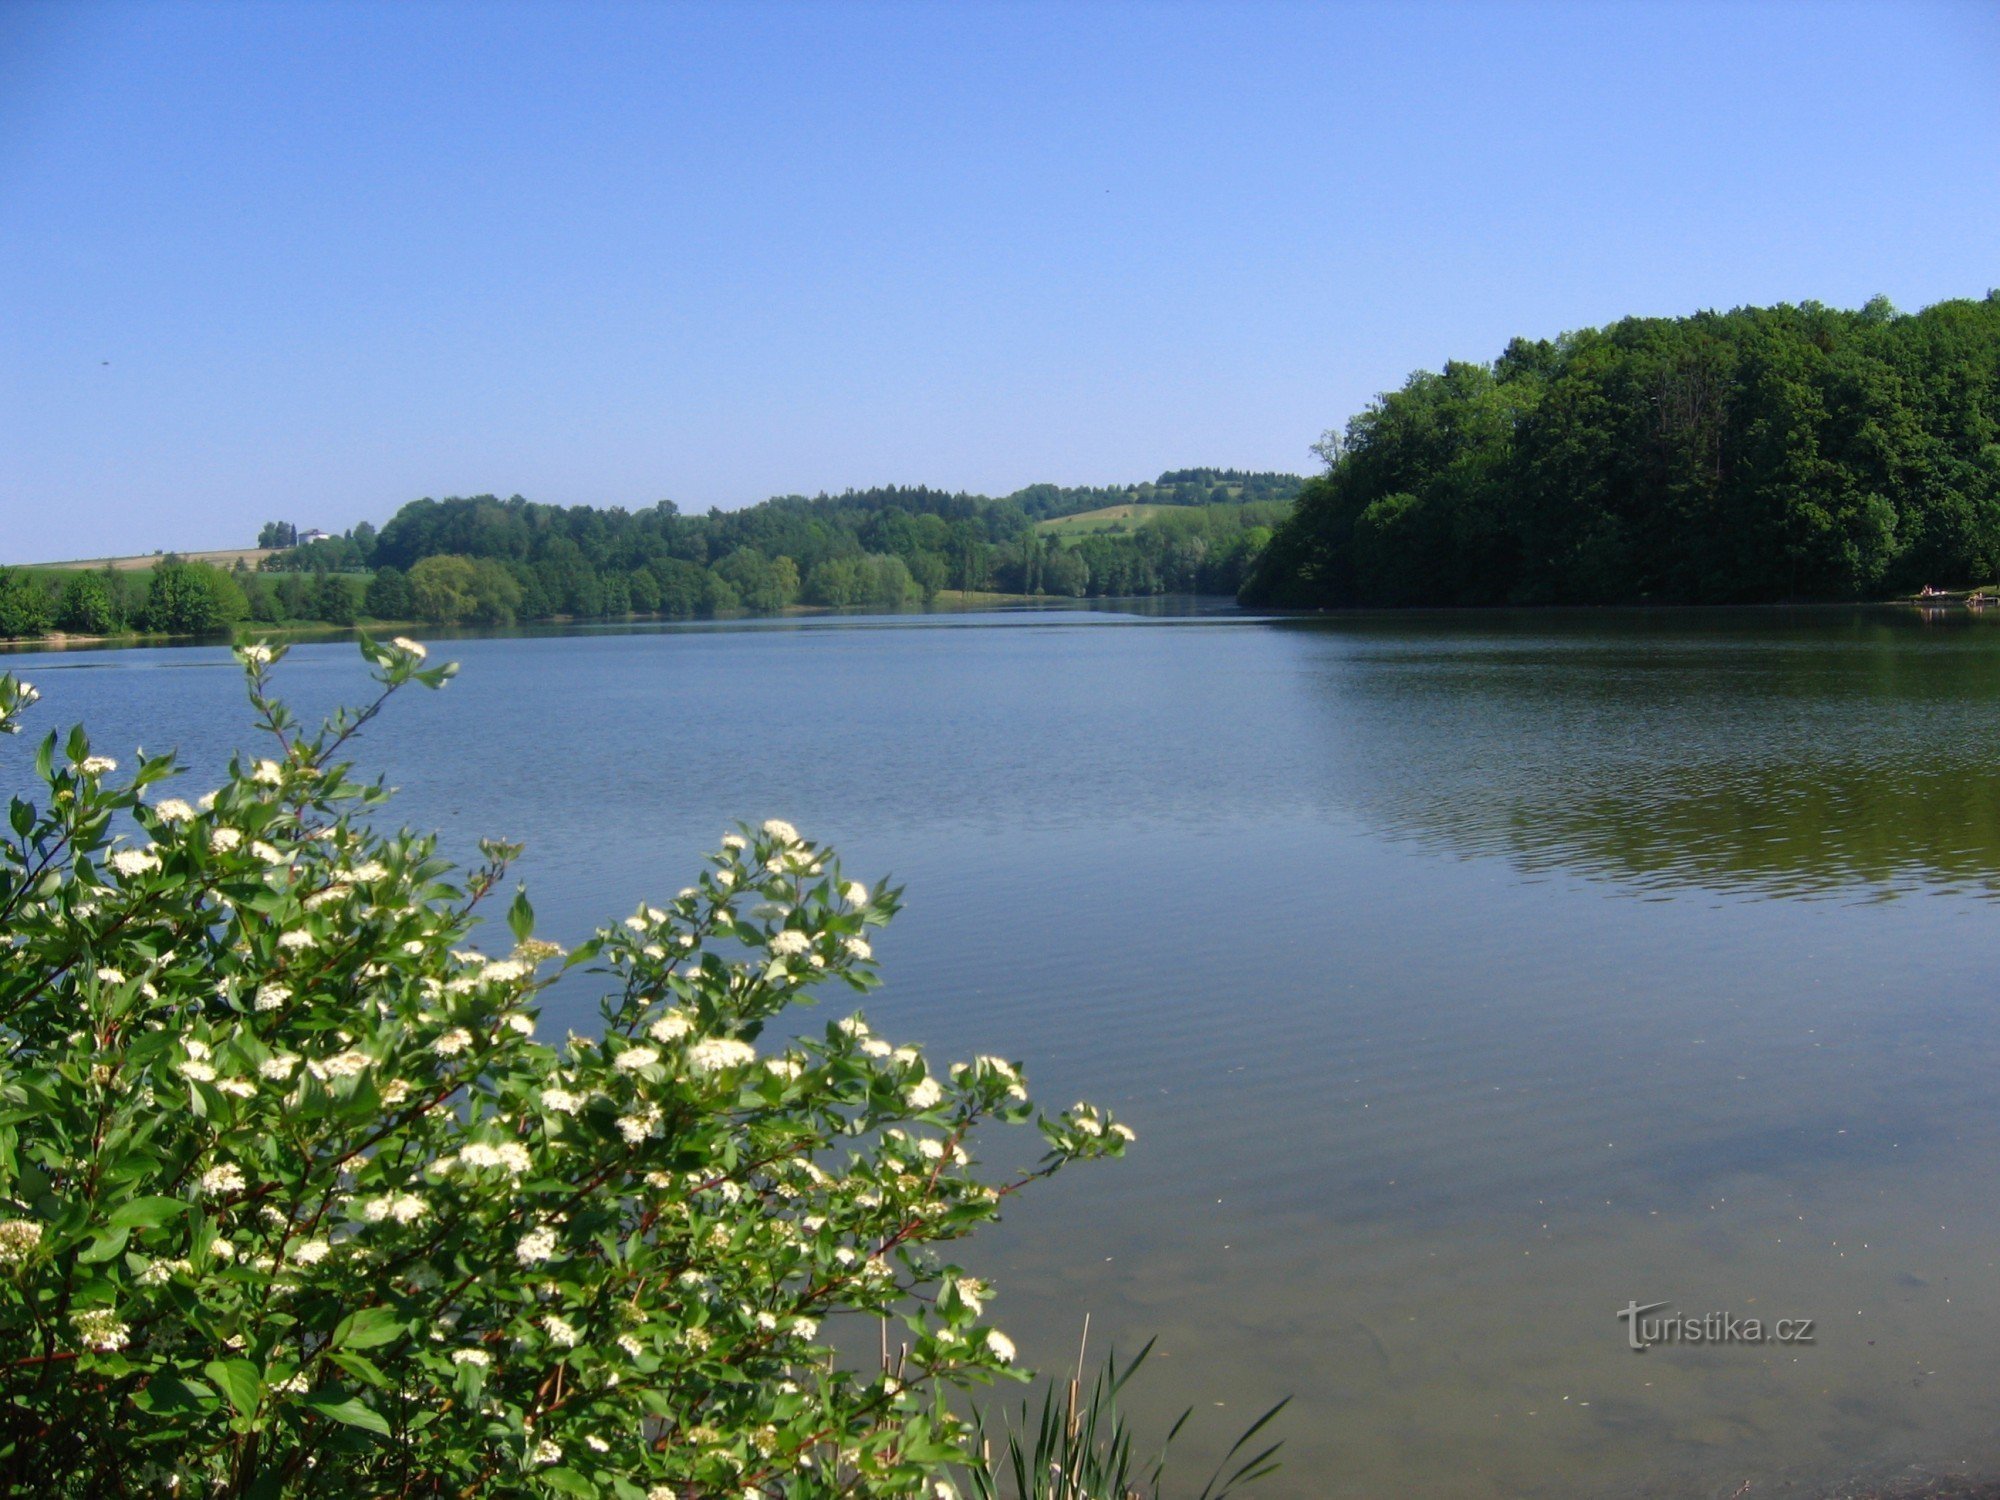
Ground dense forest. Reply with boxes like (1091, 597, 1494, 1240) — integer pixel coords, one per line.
(1242, 293, 2000, 608)
(0, 470, 1299, 638)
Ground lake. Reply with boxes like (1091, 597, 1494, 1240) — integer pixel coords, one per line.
(9, 603, 2000, 1498)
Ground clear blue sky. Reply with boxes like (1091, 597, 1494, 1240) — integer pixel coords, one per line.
(3, 0, 1996, 561)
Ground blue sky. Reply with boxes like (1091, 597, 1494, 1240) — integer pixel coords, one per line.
(2, 0, 1996, 560)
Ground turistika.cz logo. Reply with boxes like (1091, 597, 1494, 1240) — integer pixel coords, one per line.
(1616, 1301, 1816, 1352)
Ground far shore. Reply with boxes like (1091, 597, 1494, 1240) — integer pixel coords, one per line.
(6, 588, 1999, 656)
(0, 590, 1076, 654)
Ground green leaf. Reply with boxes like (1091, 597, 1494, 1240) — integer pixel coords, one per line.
(326, 1349, 390, 1388)
(203, 1358, 262, 1420)
(538, 1468, 599, 1497)
(107, 1196, 191, 1231)
(330, 1305, 404, 1350)
(306, 1395, 391, 1436)
(508, 885, 535, 944)
(74, 1227, 130, 1265)
(130, 1374, 218, 1416)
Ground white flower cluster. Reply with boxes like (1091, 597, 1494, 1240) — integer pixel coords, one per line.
(617, 1105, 662, 1144)
(361, 1193, 428, 1225)
(953, 1054, 1030, 1101)
(199, 1164, 245, 1198)
(108, 847, 160, 878)
(541, 1314, 579, 1348)
(648, 1010, 692, 1043)
(0, 1219, 42, 1266)
(70, 1308, 130, 1353)
(307, 1049, 370, 1081)
(1063, 1102, 1136, 1143)
(688, 1038, 755, 1074)
(136, 1257, 193, 1287)
(515, 1225, 560, 1265)
(457, 1140, 532, 1175)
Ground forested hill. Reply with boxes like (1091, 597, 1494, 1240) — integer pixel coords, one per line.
(255, 470, 1301, 620)
(354, 469, 1301, 576)
(1241, 294, 2000, 608)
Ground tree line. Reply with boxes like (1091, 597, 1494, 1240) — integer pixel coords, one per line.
(1242, 293, 2000, 608)
(0, 470, 1301, 638)
(0, 562, 366, 640)
(320, 489, 1291, 624)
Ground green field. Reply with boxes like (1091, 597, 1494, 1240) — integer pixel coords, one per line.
(27, 547, 278, 573)
(1034, 504, 1184, 537)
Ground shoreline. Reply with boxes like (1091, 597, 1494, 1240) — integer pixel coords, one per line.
(0, 592, 1082, 655)
(4, 591, 1989, 657)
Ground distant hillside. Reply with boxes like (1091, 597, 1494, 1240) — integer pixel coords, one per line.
(239, 469, 1302, 619)
(0, 470, 1303, 640)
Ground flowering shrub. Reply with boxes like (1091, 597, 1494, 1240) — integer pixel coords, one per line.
(0, 639, 1131, 1497)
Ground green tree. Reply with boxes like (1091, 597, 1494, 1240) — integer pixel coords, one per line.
(363, 565, 412, 620)
(1043, 547, 1089, 597)
(407, 555, 522, 625)
(0, 571, 53, 639)
(55, 572, 119, 634)
(867, 554, 917, 607)
(908, 551, 948, 602)
(142, 562, 248, 634)
(715, 548, 794, 612)
(312, 572, 358, 626)
(804, 557, 866, 607)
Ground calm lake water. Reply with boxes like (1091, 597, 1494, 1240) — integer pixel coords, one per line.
(10, 603, 2000, 1498)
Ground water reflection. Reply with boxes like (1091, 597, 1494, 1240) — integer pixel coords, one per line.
(1289, 608, 2000, 899)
